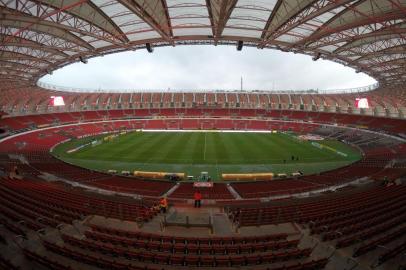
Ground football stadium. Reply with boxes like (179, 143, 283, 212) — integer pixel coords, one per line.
(0, 1, 406, 270)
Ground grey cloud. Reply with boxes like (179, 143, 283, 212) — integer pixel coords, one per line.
(41, 45, 376, 91)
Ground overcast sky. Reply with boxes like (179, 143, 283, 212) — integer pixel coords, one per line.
(41, 45, 376, 91)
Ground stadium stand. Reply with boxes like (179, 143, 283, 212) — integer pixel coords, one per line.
(169, 183, 234, 200)
(1, 116, 405, 200)
(1, 108, 405, 268)
(1, 1, 406, 269)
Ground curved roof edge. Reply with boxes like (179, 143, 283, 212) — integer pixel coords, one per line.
(1, 0, 406, 89)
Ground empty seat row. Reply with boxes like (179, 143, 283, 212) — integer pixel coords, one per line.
(89, 223, 289, 245)
(83, 230, 298, 255)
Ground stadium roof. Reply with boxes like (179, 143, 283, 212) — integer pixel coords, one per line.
(1, 0, 406, 90)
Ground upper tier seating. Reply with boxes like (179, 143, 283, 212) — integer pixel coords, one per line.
(1, 86, 405, 118)
(2, 108, 406, 135)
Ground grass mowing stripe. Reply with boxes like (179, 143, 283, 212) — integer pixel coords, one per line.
(120, 132, 169, 162)
(203, 132, 207, 161)
(192, 133, 204, 164)
(53, 131, 362, 180)
(272, 134, 307, 159)
(212, 133, 229, 162)
(105, 132, 152, 158)
(273, 133, 329, 161)
(149, 133, 186, 162)
(223, 133, 253, 164)
(250, 133, 286, 163)
(178, 132, 199, 163)
(280, 133, 340, 160)
(138, 133, 171, 160)
(207, 133, 221, 176)
(162, 133, 192, 162)
(242, 134, 282, 163)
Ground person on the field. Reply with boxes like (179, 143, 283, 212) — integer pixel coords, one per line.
(159, 197, 168, 213)
(194, 190, 202, 208)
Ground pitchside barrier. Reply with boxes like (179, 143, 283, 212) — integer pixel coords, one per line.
(222, 173, 274, 181)
(133, 171, 185, 180)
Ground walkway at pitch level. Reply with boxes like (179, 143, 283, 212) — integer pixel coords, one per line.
(92, 205, 301, 238)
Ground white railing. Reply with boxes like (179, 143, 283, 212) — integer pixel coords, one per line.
(37, 81, 380, 95)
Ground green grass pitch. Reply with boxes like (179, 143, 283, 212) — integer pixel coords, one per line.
(52, 131, 361, 180)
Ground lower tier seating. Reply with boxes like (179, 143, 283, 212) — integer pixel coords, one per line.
(0, 177, 158, 223)
(169, 183, 234, 200)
